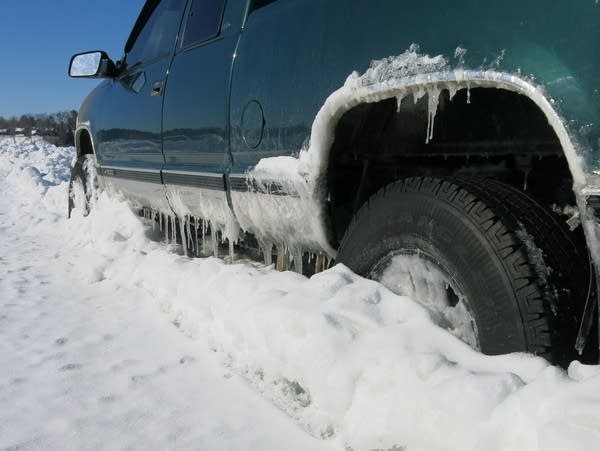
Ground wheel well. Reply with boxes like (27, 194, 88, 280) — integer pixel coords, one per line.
(328, 87, 576, 244)
(76, 129, 94, 157)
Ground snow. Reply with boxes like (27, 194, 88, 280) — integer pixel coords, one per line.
(2, 136, 600, 450)
(353, 44, 448, 88)
(0, 137, 335, 451)
(373, 252, 479, 350)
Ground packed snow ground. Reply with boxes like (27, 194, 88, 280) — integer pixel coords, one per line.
(1, 136, 600, 451)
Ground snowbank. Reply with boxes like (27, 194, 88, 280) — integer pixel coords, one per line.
(2, 136, 600, 451)
(0, 137, 336, 451)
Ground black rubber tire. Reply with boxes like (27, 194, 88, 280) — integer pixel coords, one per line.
(68, 154, 96, 218)
(336, 177, 590, 366)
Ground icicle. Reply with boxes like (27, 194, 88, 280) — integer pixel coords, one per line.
(448, 84, 458, 102)
(186, 216, 192, 252)
(178, 216, 188, 257)
(260, 240, 273, 266)
(425, 86, 441, 144)
(395, 90, 406, 113)
(172, 215, 177, 242)
(166, 216, 170, 242)
(164, 215, 169, 242)
(466, 82, 471, 104)
(229, 239, 235, 263)
(292, 249, 303, 275)
(166, 216, 171, 243)
(211, 225, 219, 258)
(315, 253, 331, 273)
(151, 209, 156, 231)
(168, 216, 172, 242)
(159, 213, 163, 232)
(194, 217, 200, 257)
(412, 85, 426, 104)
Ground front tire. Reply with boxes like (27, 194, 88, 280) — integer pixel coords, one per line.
(68, 154, 98, 218)
(336, 177, 589, 366)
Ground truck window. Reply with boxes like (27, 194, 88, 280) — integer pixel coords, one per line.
(182, 0, 226, 47)
(126, 0, 187, 67)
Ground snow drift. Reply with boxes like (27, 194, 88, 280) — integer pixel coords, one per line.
(2, 136, 600, 451)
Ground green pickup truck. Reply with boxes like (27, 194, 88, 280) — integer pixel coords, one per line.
(68, 0, 599, 366)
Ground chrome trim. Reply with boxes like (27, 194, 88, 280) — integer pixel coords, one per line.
(162, 169, 224, 177)
(98, 166, 162, 184)
(100, 165, 161, 173)
(163, 171, 224, 190)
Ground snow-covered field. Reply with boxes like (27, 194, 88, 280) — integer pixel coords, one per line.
(1, 136, 600, 451)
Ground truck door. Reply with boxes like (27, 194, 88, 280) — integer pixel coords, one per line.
(160, 0, 245, 226)
(96, 0, 187, 211)
(228, 0, 329, 177)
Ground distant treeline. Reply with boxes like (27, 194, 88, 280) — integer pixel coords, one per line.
(0, 110, 78, 146)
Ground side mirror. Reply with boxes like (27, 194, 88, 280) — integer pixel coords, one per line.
(69, 51, 116, 78)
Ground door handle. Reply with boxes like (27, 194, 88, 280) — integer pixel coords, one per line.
(151, 80, 164, 97)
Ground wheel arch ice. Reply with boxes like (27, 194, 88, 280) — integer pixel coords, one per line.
(243, 64, 594, 259)
(300, 69, 588, 188)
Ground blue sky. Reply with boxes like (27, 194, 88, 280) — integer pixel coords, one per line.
(0, 0, 145, 118)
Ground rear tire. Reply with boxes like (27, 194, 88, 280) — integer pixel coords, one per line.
(336, 177, 590, 366)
